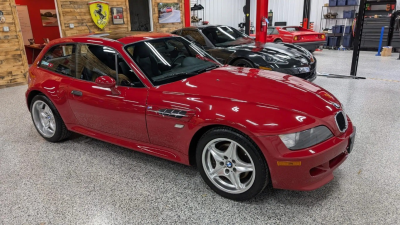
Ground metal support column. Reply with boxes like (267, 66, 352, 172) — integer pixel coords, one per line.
(303, 0, 311, 29)
(244, 0, 251, 35)
(255, 0, 269, 43)
(184, 0, 191, 27)
(387, 10, 400, 46)
(350, 0, 366, 76)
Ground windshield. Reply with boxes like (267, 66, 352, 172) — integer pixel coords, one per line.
(283, 27, 302, 32)
(202, 26, 254, 47)
(125, 37, 221, 86)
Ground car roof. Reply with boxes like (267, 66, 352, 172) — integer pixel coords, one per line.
(55, 32, 177, 45)
(176, 25, 233, 31)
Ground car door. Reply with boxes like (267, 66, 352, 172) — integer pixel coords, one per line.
(66, 43, 149, 143)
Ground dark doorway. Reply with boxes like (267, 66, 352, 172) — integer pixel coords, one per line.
(129, 0, 151, 31)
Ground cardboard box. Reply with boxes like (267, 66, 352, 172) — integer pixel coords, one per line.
(381, 46, 393, 57)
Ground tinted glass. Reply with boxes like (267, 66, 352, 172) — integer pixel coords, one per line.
(77, 44, 144, 87)
(40, 44, 76, 76)
(180, 30, 207, 46)
(125, 37, 221, 86)
(201, 26, 254, 47)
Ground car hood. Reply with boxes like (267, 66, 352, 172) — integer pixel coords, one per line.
(226, 40, 311, 57)
(156, 66, 341, 119)
(226, 41, 313, 64)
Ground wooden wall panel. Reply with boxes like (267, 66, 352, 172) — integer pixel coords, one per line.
(0, 0, 29, 88)
(56, 0, 132, 37)
(56, 0, 187, 36)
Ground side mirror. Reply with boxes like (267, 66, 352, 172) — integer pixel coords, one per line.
(95, 75, 116, 88)
(95, 76, 120, 95)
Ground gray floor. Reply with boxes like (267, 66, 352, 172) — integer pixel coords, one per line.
(1, 50, 399, 224)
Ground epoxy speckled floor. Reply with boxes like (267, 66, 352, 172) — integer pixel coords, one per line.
(1, 50, 399, 224)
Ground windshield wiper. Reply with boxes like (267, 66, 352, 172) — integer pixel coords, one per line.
(194, 65, 220, 74)
(154, 72, 198, 82)
(155, 65, 220, 82)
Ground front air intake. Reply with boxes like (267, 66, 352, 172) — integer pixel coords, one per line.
(335, 111, 348, 132)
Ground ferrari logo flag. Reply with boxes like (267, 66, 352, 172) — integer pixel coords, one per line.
(88, 1, 110, 29)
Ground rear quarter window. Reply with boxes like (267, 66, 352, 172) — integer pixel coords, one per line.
(40, 44, 76, 77)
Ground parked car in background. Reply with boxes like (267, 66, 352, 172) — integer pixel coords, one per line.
(267, 26, 326, 52)
(26, 33, 355, 201)
(166, 7, 172, 13)
(172, 25, 317, 81)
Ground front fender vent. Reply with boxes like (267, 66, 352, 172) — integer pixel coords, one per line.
(157, 109, 187, 119)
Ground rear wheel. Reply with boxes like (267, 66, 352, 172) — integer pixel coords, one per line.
(231, 59, 254, 68)
(30, 95, 70, 142)
(196, 128, 269, 201)
(274, 39, 283, 43)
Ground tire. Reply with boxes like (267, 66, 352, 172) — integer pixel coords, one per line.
(30, 94, 70, 142)
(196, 127, 269, 201)
(274, 39, 283, 43)
(231, 59, 254, 68)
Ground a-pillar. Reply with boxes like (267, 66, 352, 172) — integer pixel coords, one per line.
(255, 0, 269, 43)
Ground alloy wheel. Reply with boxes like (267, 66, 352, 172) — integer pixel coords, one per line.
(202, 138, 256, 194)
(32, 100, 56, 138)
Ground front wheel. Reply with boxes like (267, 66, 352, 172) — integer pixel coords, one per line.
(196, 128, 269, 201)
(231, 59, 254, 68)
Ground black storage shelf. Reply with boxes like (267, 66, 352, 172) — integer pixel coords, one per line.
(366, 0, 396, 5)
(320, 4, 359, 47)
(323, 5, 360, 7)
(323, 18, 355, 19)
(360, 17, 400, 50)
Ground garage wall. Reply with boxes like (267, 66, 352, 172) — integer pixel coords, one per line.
(0, 0, 29, 88)
(249, 0, 328, 32)
(190, 0, 246, 29)
(268, 0, 304, 27)
(56, 0, 186, 36)
(16, 0, 61, 64)
(310, 0, 329, 32)
(55, 0, 132, 37)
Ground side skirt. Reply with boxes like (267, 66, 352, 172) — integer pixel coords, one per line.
(67, 124, 190, 165)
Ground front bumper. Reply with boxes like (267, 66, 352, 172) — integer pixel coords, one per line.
(270, 62, 317, 82)
(294, 41, 326, 52)
(258, 122, 356, 191)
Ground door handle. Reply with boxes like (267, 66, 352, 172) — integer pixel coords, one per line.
(71, 90, 82, 96)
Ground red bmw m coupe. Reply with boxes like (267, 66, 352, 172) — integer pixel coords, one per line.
(26, 33, 356, 200)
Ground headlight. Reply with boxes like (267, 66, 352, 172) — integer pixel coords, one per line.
(279, 126, 333, 150)
(298, 66, 310, 73)
(262, 55, 288, 64)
